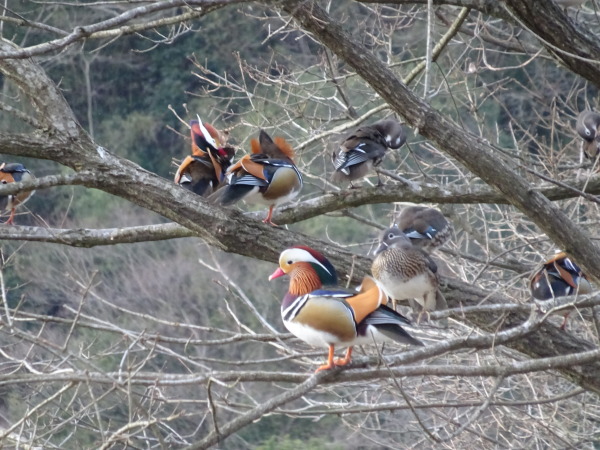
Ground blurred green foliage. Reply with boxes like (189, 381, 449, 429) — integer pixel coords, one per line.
(243, 415, 343, 450)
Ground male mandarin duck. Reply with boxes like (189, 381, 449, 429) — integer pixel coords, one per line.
(269, 246, 422, 372)
(0, 162, 34, 225)
(530, 252, 592, 299)
(209, 129, 302, 225)
(331, 118, 406, 187)
(174, 116, 235, 196)
(575, 110, 600, 160)
(530, 252, 593, 328)
(372, 225, 448, 324)
(397, 206, 452, 254)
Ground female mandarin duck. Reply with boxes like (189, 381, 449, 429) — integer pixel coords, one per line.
(372, 225, 447, 324)
(174, 116, 235, 196)
(269, 246, 422, 373)
(576, 110, 600, 160)
(210, 130, 302, 225)
(530, 252, 592, 328)
(397, 206, 452, 254)
(331, 118, 406, 187)
(0, 162, 34, 225)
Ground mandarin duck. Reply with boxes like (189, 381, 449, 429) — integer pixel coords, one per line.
(372, 225, 448, 324)
(397, 206, 452, 254)
(530, 252, 593, 328)
(209, 130, 302, 225)
(174, 116, 235, 196)
(269, 246, 422, 373)
(0, 163, 34, 225)
(576, 110, 600, 160)
(331, 119, 406, 187)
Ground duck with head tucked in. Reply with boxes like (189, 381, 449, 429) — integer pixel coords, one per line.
(210, 130, 302, 226)
(530, 252, 592, 299)
(269, 246, 422, 373)
(576, 110, 600, 160)
(530, 252, 593, 328)
(397, 206, 452, 254)
(0, 162, 35, 225)
(331, 118, 406, 187)
(174, 116, 235, 196)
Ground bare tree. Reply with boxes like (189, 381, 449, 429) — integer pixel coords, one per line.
(0, 0, 600, 448)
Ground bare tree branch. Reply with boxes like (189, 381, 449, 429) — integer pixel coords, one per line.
(0, 1, 246, 60)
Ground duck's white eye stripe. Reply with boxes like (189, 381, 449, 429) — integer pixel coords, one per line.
(280, 248, 333, 275)
(196, 115, 218, 148)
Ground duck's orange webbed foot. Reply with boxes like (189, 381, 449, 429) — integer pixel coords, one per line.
(262, 206, 279, 226)
(314, 345, 340, 373)
(333, 347, 353, 367)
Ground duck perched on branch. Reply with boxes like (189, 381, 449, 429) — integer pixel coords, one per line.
(372, 225, 448, 325)
(396, 205, 452, 254)
(0, 162, 34, 225)
(269, 246, 422, 372)
(210, 130, 302, 225)
(174, 116, 235, 196)
(576, 110, 600, 160)
(530, 252, 592, 328)
(332, 118, 406, 187)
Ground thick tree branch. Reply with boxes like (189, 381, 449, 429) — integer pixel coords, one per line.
(0, 162, 598, 230)
(0, 171, 94, 194)
(503, 0, 600, 87)
(0, 223, 194, 247)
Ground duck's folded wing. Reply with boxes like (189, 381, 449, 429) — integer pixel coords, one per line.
(360, 305, 423, 346)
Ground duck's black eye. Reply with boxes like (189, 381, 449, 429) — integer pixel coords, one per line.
(388, 233, 394, 239)
(287, 260, 293, 265)
(1, 180, 6, 184)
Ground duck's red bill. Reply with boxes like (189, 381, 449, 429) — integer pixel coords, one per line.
(268, 268, 285, 281)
